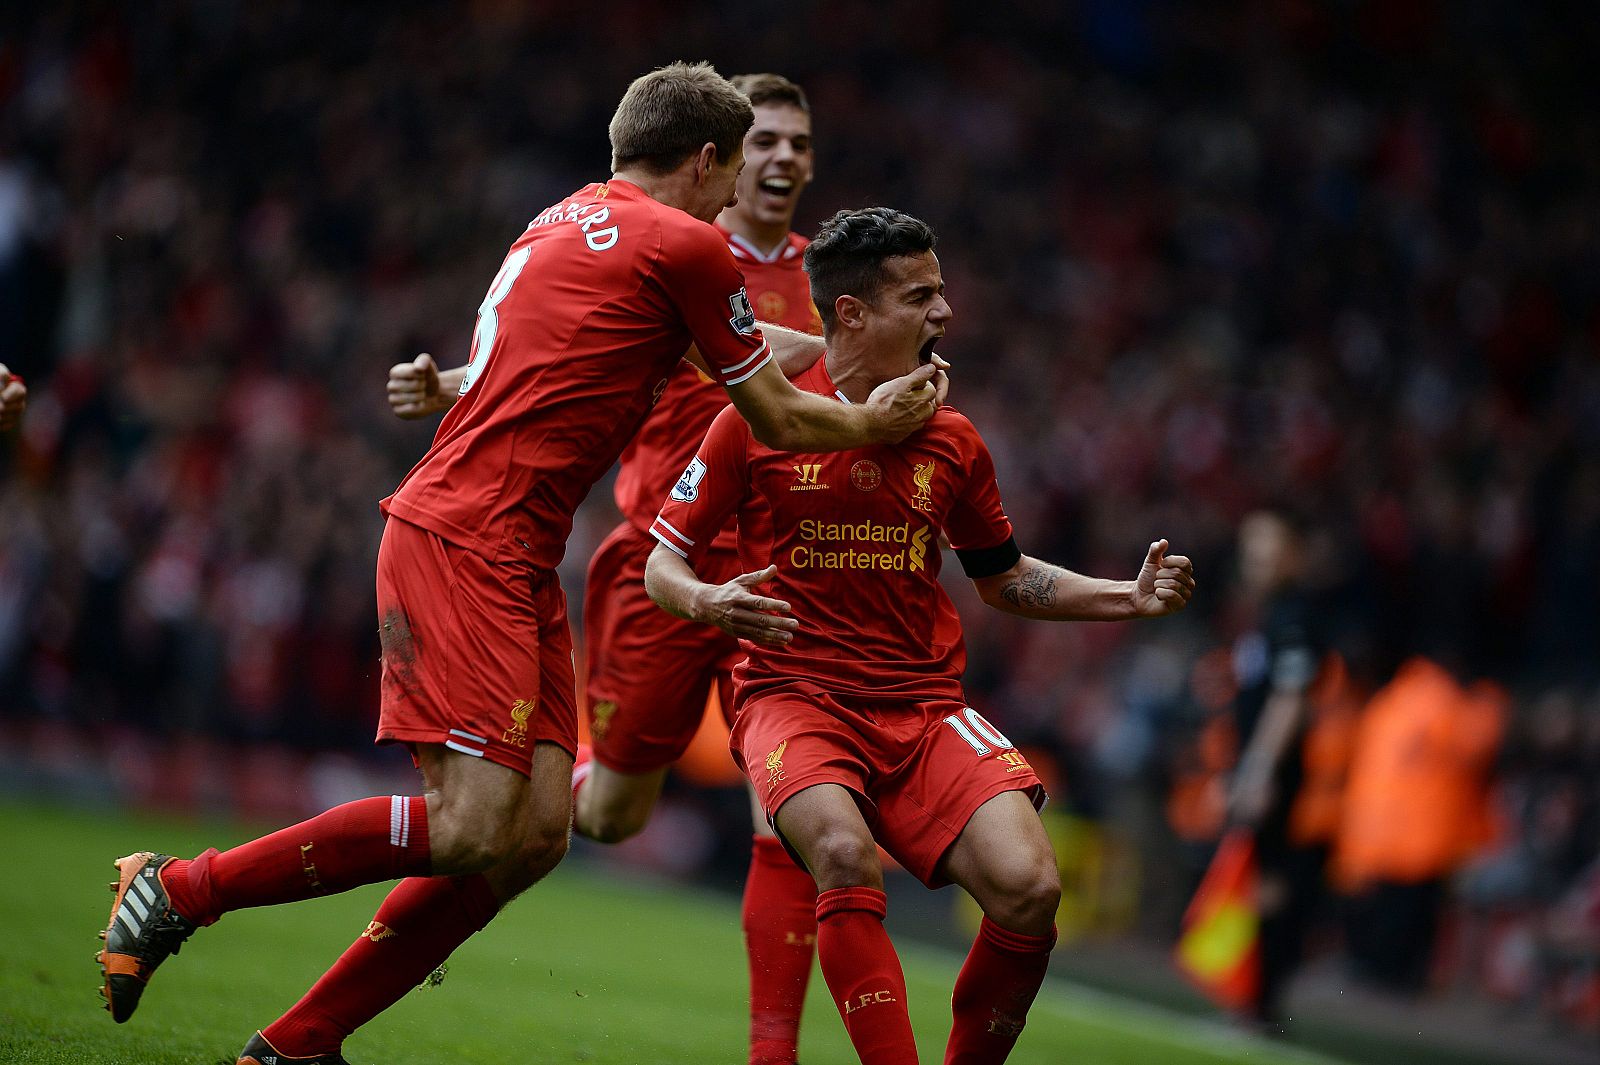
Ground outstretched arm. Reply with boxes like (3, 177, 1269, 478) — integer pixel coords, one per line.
(387, 354, 465, 419)
(644, 544, 799, 647)
(973, 539, 1195, 621)
(693, 353, 949, 452)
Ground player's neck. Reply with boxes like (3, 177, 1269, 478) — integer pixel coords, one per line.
(824, 344, 916, 406)
(612, 168, 705, 220)
(718, 212, 792, 257)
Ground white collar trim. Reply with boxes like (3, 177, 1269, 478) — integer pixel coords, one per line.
(728, 232, 790, 264)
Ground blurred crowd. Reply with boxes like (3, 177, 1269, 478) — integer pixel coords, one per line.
(1, 0, 1597, 1033)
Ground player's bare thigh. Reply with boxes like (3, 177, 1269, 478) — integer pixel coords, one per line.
(936, 790, 1061, 936)
(773, 783, 883, 892)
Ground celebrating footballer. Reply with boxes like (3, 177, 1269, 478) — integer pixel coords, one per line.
(646, 207, 1196, 1065)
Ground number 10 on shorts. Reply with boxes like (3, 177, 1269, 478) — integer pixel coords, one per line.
(943, 707, 1013, 756)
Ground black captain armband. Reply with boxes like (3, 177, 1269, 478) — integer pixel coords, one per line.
(955, 536, 1021, 579)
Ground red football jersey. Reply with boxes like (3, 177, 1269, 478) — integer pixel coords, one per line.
(383, 180, 773, 567)
(650, 359, 1014, 701)
(611, 226, 820, 547)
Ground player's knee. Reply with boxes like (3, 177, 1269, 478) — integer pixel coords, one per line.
(806, 828, 881, 890)
(515, 817, 571, 884)
(428, 796, 534, 869)
(432, 818, 523, 874)
(991, 860, 1061, 934)
(578, 800, 649, 844)
(485, 818, 570, 901)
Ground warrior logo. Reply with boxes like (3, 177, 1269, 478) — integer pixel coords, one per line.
(997, 751, 1031, 773)
(791, 464, 829, 491)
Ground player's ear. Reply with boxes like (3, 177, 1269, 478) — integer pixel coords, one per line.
(694, 142, 718, 184)
(834, 294, 869, 332)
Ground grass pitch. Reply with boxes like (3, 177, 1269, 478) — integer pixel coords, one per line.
(3, 801, 1333, 1065)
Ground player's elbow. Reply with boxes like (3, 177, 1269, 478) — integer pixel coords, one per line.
(643, 545, 675, 609)
(974, 562, 1028, 614)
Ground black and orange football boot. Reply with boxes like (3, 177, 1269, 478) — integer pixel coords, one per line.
(237, 1031, 354, 1065)
(96, 851, 197, 1022)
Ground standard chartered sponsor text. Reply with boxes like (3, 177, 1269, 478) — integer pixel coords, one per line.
(790, 519, 928, 571)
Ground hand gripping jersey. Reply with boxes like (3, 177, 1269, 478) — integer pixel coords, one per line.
(612, 227, 820, 550)
(651, 359, 1019, 703)
(383, 180, 773, 568)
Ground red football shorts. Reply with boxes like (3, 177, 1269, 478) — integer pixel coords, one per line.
(375, 516, 578, 776)
(731, 687, 1047, 887)
(583, 521, 743, 774)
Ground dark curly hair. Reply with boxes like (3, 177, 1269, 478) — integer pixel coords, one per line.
(803, 208, 937, 334)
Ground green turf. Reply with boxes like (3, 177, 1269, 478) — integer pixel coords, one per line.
(3, 801, 1333, 1065)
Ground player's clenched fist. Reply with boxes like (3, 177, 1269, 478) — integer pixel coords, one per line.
(387, 353, 446, 419)
(1132, 539, 1196, 617)
(0, 364, 27, 432)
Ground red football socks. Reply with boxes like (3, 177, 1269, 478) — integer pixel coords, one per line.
(815, 886, 918, 1065)
(261, 873, 501, 1056)
(943, 917, 1056, 1065)
(743, 835, 819, 1065)
(162, 795, 431, 925)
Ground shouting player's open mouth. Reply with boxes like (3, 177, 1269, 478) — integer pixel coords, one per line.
(919, 334, 943, 364)
(755, 175, 796, 211)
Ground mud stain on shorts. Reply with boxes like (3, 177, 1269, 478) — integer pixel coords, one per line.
(380, 607, 421, 698)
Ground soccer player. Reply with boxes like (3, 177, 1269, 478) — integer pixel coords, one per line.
(96, 64, 945, 1065)
(644, 207, 1196, 1065)
(391, 73, 829, 1065)
(0, 363, 26, 431)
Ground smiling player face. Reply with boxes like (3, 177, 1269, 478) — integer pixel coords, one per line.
(725, 103, 813, 235)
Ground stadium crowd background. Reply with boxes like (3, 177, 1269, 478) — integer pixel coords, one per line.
(1, 0, 1596, 1041)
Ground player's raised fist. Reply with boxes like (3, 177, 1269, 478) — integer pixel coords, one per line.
(387, 353, 444, 419)
(1132, 539, 1196, 617)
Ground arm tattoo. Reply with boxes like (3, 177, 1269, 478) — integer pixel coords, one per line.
(1000, 564, 1058, 609)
